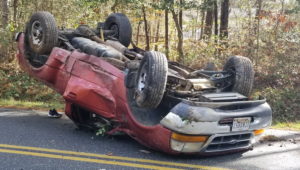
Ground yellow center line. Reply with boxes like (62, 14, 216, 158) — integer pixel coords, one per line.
(0, 144, 229, 170)
(0, 148, 182, 170)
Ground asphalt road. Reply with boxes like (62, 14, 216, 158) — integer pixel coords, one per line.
(0, 108, 299, 170)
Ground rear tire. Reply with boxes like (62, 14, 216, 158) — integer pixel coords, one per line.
(132, 51, 168, 108)
(25, 11, 58, 55)
(223, 56, 254, 97)
(104, 13, 132, 47)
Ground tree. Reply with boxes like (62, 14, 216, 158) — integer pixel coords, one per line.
(135, 21, 142, 46)
(204, 0, 214, 38)
(165, 9, 169, 58)
(170, 0, 184, 61)
(213, 0, 218, 37)
(142, 5, 150, 50)
(255, 0, 262, 64)
(13, 0, 19, 25)
(154, 14, 160, 51)
(220, 0, 229, 39)
(1, 0, 9, 28)
(199, 2, 206, 40)
(154, 0, 201, 60)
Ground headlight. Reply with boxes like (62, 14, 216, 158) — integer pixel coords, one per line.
(253, 129, 265, 136)
(170, 132, 209, 152)
(251, 129, 265, 144)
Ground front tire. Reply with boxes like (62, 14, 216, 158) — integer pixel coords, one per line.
(132, 51, 168, 108)
(223, 56, 254, 97)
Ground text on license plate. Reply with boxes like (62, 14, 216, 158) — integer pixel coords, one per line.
(232, 117, 251, 132)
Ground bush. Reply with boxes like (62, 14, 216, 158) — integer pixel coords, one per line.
(0, 61, 63, 103)
(255, 88, 300, 122)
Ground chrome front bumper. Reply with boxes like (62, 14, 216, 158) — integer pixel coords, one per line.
(160, 99, 272, 153)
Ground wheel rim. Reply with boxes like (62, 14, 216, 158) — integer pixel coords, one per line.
(137, 65, 147, 92)
(110, 24, 119, 38)
(31, 21, 43, 46)
(224, 66, 236, 90)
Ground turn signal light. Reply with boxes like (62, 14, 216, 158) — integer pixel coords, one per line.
(254, 129, 265, 136)
(171, 133, 208, 142)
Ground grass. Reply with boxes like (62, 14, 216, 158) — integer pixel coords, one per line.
(0, 98, 64, 111)
(272, 122, 300, 131)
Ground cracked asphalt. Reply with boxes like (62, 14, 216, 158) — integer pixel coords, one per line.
(0, 108, 299, 170)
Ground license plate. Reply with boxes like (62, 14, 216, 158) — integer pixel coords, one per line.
(232, 117, 251, 132)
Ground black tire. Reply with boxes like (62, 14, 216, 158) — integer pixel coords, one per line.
(25, 11, 58, 55)
(104, 13, 132, 47)
(223, 56, 254, 97)
(133, 51, 168, 108)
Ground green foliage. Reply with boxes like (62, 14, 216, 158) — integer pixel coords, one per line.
(254, 88, 300, 122)
(96, 124, 110, 136)
(151, 0, 202, 10)
(0, 62, 63, 104)
(286, 0, 300, 14)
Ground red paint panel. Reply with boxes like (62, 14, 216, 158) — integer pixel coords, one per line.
(72, 61, 117, 92)
(16, 35, 71, 94)
(63, 76, 116, 119)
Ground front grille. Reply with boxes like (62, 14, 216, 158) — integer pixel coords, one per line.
(204, 133, 252, 152)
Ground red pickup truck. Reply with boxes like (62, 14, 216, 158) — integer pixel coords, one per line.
(15, 11, 272, 155)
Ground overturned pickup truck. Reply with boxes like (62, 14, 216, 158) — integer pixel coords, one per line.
(15, 11, 272, 154)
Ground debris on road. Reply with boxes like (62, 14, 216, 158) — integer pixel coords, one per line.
(139, 149, 151, 154)
(260, 135, 284, 142)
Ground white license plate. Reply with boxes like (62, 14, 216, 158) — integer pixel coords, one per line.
(232, 117, 251, 132)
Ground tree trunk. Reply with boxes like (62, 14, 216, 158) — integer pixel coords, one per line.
(169, 0, 184, 62)
(199, 6, 206, 40)
(171, 10, 184, 62)
(13, 0, 19, 25)
(193, 10, 199, 40)
(255, 0, 262, 65)
(154, 18, 160, 51)
(213, 0, 218, 37)
(204, 1, 214, 38)
(165, 9, 169, 59)
(136, 21, 141, 46)
(220, 0, 229, 39)
(142, 6, 150, 51)
(1, 0, 9, 28)
(179, 0, 183, 29)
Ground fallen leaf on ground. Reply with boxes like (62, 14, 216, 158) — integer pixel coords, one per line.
(140, 150, 151, 154)
(106, 152, 113, 156)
